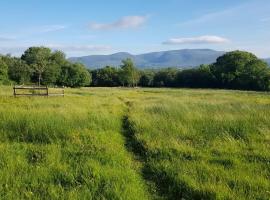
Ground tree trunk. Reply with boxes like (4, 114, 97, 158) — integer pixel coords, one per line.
(38, 73, 41, 86)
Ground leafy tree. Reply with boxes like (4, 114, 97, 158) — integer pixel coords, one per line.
(43, 51, 67, 85)
(7, 57, 31, 84)
(21, 47, 51, 85)
(91, 66, 120, 86)
(50, 51, 67, 66)
(59, 63, 91, 87)
(153, 68, 178, 87)
(0, 56, 9, 84)
(2, 46, 269, 91)
(42, 64, 60, 85)
(197, 64, 216, 87)
(237, 59, 270, 91)
(139, 70, 155, 87)
(176, 64, 215, 88)
(211, 51, 270, 90)
(211, 51, 256, 88)
(119, 58, 139, 87)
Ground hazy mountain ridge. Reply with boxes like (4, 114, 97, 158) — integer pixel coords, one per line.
(69, 49, 226, 69)
(264, 58, 270, 65)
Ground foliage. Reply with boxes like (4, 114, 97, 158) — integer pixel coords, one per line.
(119, 58, 140, 87)
(1, 48, 270, 91)
(235, 59, 270, 91)
(58, 63, 91, 87)
(89, 51, 270, 91)
(0, 47, 91, 87)
(153, 68, 178, 87)
(43, 51, 67, 85)
(91, 66, 120, 86)
(139, 70, 155, 87)
(21, 47, 52, 85)
(0, 56, 9, 84)
(211, 50, 270, 90)
(7, 57, 31, 84)
(176, 64, 215, 88)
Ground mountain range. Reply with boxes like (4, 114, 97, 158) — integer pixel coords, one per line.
(265, 58, 270, 65)
(69, 49, 226, 69)
(69, 49, 270, 69)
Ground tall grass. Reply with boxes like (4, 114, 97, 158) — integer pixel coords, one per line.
(0, 86, 269, 199)
(127, 89, 270, 200)
(0, 86, 150, 199)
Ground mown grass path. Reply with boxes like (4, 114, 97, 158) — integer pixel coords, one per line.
(119, 98, 167, 200)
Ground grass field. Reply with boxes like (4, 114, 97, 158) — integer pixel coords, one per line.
(0, 86, 269, 199)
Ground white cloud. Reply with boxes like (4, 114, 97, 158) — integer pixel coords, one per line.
(89, 15, 148, 30)
(163, 35, 230, 45)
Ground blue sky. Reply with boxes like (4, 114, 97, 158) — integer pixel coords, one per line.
(0, 0, 269, 57)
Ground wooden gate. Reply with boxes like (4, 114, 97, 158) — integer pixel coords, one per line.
(13, 86, 64, 97)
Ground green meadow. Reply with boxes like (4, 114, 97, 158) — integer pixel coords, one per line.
(0, 86, 269, 199)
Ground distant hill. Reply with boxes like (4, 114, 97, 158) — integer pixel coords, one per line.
(69, 49, 225, 69)
(264, 58, 270, 65)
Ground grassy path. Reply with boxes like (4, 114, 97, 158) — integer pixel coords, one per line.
(120, 98, 166, 200)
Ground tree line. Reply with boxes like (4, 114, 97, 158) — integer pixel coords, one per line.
(0, 47, 270, 91)
(91, 50, 270, 91)
(0, 47, 91, 87)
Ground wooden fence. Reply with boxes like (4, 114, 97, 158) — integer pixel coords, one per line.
(13, 85, 64, 97)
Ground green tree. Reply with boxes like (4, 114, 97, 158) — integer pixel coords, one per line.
(7, 57, 31, 84)
(0, 56, 9, 84)
(59, 63, 91, 87)
(176, 64, 215, 88)
(153, 68, 178, 87)
(91, 66, 120, 86)
(211, 51, 270, 90)
(21, 47, 51, 86)
(238, 59, 270, 91)
(43, 51, 66, 85)
(119, 58, 139, 87)
(211, 51, 254, 88)
(139, 70, 155, 87)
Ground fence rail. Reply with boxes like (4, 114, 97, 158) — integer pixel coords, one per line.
(13, 86, 64, 97)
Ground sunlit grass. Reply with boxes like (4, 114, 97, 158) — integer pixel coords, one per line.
(0, 86, 269, 199)
(0, 86, 150, 199)
(128, 88, 270, 200)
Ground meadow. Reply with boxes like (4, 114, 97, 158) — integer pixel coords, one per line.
(0, 86, 269, 199)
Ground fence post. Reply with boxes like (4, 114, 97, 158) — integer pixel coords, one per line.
(62, 86, 65, 97)
(46, 86, 49, 97)
(13, 86, 16, 97)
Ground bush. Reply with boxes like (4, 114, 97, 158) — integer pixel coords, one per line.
(58, 63, 91, 87)
(211, 51, 270, 90)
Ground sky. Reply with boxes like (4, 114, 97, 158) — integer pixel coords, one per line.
(0, 0, 270, 58)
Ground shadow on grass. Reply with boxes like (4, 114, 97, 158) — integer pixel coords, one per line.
(122, 115, 147, 159)
(121, 111, 217, 200)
